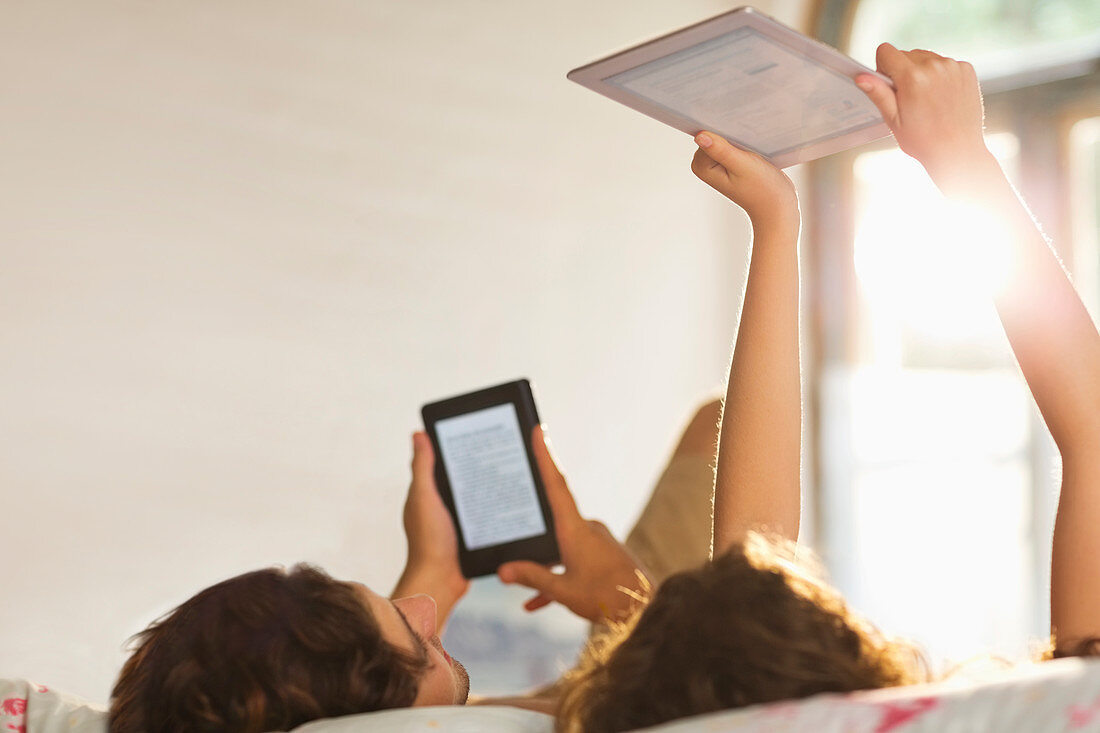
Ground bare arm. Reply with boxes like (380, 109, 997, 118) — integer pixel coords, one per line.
(859, 44, 1100, 651)
(690, 133, 802, 556)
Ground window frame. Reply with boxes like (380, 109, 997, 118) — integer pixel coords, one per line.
(805, 0, 1100, 640)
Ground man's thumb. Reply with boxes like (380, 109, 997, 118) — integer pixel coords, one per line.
(410, 432, 435, 488)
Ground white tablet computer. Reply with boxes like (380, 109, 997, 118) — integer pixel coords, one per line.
(567, 6, 893, 168)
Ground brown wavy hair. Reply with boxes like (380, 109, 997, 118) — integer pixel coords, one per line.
(557, 534, 929, 733)
(110, 564, 428, 733)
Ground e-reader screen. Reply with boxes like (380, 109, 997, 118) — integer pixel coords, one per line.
(434, 402, 548, 551)
(605, 26, 881, 159)
(567, 7, 893, 166)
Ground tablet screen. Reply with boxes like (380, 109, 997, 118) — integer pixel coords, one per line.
(435, 403, 547, 550)
(606, 26, 882, 158)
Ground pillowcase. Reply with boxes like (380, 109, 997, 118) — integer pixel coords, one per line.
(7, 658, 1100, 732)
(0, 678, 106, 733)
(290, 705, 553, 732)
(0, 679, 555, 733)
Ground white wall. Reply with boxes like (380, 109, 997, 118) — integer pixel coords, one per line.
(0, 0, 803, 701)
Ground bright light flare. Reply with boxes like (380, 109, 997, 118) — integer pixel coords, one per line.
(852, 141, 1019, 361)
(856, 197, 1014, 300)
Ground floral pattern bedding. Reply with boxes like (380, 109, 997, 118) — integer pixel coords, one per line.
(0, 680, 104, 733)
(4, 657, 1100, 732)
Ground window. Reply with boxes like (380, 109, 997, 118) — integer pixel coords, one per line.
(848, 0, 1100, 79)
(810, 0, 1100, 667)
(1071, 116, 1100, 322)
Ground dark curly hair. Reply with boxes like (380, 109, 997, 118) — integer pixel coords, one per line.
(557, 534, 929, 733)
(109, 564, 428, 733)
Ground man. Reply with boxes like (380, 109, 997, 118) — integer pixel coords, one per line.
(108, 409, 721, 731)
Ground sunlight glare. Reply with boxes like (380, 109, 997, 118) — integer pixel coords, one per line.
(853, 140, 1018, 362)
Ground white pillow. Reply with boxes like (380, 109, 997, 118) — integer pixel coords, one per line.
(8, 658, 1100, 732)
(0, 678, 555, 733)
(632, 657, 1100, 733)
(289, 706, 553, 732)
(291, 658, 1100, 732)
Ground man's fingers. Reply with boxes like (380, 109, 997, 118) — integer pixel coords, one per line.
(855, 74, 899, 129)
(498, 560, 561, 597)
(531, 425, 582, 528)
(523, 593, 552, 612)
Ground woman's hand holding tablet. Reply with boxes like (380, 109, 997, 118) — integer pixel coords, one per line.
(568, 6, 894, 167)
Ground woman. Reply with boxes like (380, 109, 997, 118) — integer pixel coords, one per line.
(548, 45, 1100, 732)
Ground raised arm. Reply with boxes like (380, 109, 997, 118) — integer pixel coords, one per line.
(858, 44, 1100, 652)
(690, 134, 802, 556)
